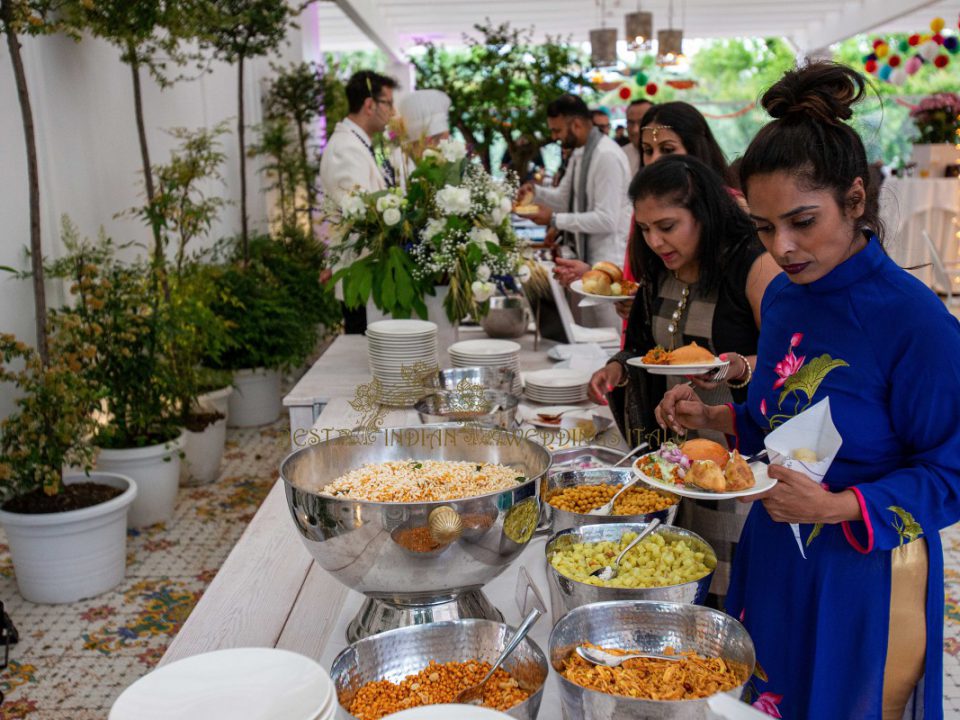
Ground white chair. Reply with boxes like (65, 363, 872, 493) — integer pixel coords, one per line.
(922, 230, 960, 306)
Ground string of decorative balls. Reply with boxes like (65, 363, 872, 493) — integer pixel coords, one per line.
(864, 15, 959, 84)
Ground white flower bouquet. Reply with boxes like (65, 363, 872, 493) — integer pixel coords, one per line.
(327, 139, 536, 323)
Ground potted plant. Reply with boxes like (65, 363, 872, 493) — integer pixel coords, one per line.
(328, 138, 536, 345)
(207, 235, 319, 427)
(909, 92, 960, 176)
(0, 327, 137, 604)
(48, 223, 183, 528)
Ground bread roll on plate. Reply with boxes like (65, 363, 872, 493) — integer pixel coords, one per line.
(680, 438, 729, 469)
(591, 261, 623, 283)
(581, 269, 612, 295)
(668, 342, 715, 365)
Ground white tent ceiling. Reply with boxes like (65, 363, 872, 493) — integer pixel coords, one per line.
(309, 0, 958, 61)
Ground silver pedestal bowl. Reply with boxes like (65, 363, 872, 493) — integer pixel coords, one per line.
(281, 425, 552, 641)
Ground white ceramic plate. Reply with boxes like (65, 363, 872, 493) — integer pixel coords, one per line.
(109, 648, 333, 720)
(366, 319, 438, 336)
(519, 405, 591, 428)
(524, 368, 592, 389)
(631, 452, 777, 500)
(626, 358, 728, 376)
(448, 339, 522, 356)
(570, 279, 636, 303)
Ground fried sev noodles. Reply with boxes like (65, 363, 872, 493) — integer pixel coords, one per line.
(561, 644, 748, 701)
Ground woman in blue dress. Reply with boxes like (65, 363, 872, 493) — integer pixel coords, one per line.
(655, 62, 960, 719)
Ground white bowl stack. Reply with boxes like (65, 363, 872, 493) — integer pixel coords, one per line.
(523, 368, 592, 404)
(366, 320, 440, 406)
(447, 339, 522, 395)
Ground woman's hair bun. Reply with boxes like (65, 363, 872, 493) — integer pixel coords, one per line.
(760, 62, 866, 125)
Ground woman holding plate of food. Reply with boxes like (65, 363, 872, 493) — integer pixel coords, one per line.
(589, 154, 781, 606)
(655, 62, 960, 720)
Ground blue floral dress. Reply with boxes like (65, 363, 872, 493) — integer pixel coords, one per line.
(726, 236, 960, 719)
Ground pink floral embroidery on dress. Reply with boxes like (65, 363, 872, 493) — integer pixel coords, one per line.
(773, 349, 806, 389)
(752, 692, 784, 718)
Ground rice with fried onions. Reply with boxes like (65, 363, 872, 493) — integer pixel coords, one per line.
(319, 459, 524, 502)
(561, 644, 748, 701)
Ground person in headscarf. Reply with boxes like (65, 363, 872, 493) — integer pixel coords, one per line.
(396, 89, 452, 163)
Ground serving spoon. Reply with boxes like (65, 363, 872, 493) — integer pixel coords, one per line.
(454, 607, 543, 706)
(576, 645, 683, 666)
(588, 519, 660, 581)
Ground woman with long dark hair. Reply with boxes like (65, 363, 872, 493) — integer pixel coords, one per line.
(656, 62, 960, 719)
(589, 154, 780, 603)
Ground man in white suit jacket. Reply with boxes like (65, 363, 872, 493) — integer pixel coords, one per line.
(320, 71, 397, 332)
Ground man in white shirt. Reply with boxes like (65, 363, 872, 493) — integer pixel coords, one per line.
(320, 70, 397, 332)
(623, 99, 653, 179)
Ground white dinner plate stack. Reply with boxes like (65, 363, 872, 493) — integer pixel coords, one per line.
(366, 319, 440, 406)
(523, 368, 592, 404)
(109, 647, 336, 720)
(447, 339, 522, 395)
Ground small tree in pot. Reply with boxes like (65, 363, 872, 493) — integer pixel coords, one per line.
(0, 320, 138, 603)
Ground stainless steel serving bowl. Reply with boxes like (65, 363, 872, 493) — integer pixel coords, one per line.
(332, 619, 548, 720)
(543, 468, 679, 534)
(281, 425, 551, 639)
(480, 296, 528, 339)
(549, 600, 754, 720)
(425, 366, 517, 394)
(414, 390, 520, 429)
(544, 522, 716, 619)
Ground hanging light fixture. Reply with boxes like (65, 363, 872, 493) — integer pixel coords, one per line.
(625, 3, 653, 51)
(589, 0, 618, 67)
(657, 0, 684, 65)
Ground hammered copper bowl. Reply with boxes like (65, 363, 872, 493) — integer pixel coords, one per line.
(544, 522, 716, 620)
(542, 468, 679, 534)
(280, 425, 551, 601)
(332, 619, 548, 720)
(549, 600, 754, 720)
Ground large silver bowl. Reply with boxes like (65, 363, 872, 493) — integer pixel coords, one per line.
(543, 468, 679, 534)
(545, 523, 716, 619)
(332, 619, 548, 720)
(480, 296, 528, 339)
(281, 426, 551, 638)
(425, 366, 517, 394)
(414, 390, 519, 429)
(549, 601, 754, 720)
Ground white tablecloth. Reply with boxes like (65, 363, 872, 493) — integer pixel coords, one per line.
(879, 177, 959, 287)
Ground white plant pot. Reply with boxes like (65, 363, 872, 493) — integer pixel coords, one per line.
(197, 385, 233, 422)
(181, 416, 227, 486)
(228, 368, 282, 427)
(0, 472, 137, 604)
(96, 433, 185, 529)
(910, 142, 959, 177)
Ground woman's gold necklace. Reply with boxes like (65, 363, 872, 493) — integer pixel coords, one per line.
(666, 271, 690, 350)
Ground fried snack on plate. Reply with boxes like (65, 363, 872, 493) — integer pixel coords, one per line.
(641, 346, 671, 365)
(668, 342, 715, 365)
(680, 439, 729, 469)
(723, 450, 755, 491)
(686, 460, 726, 492)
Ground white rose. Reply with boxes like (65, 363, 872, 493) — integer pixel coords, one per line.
(469, 227, 499, 248)
(376, 194, 401, 212)
(516, 264, 532, 283)
(436, 186, 472, 216)
(476, 264, 492, 281)
(383, 207, 402, 226)
(339, 194, 365, 219)
(422, 218, 446, 240)
(423, 147, 442, 161)
(471, 280, 495, 303)
(499, 197, 513, 215)
(488, 208, 506, 226)
(439, 139, 467, 163)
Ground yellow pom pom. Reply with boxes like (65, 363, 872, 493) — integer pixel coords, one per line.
(876, 44, 889, 58)
(931, 17, 945, 33)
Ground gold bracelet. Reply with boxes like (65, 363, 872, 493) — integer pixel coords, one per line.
(614, 360, 630, 388)
(726, 353, 752, 389)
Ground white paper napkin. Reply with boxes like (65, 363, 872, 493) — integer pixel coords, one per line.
(763, 397, 842, 558)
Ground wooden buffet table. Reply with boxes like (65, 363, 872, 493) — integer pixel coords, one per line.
(161, 334, 626, 718)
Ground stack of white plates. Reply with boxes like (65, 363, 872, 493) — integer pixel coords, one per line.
(524, 368, 592, 404)
(367, 319, 439, 406)
(109, 647, 336, 720)
(448, 339, 522, 395)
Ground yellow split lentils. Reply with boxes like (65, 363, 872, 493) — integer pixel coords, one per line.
(320, 460, 526, 502)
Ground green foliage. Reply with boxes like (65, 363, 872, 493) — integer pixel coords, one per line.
(250, 118, 301, 227)
(199, 0, 300, 64)
(0, 0, 79, 37)
(0, 323, 101, 502)
(412, 21, 590, 170)
(47, 221, 181, 449)
(689, 38, 796, 103)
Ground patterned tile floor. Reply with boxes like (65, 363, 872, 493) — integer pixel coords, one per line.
(0, 416, 958, 717)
